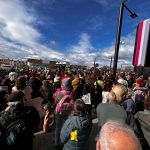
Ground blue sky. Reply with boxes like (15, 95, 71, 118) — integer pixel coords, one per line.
(0, 0, 150, 66)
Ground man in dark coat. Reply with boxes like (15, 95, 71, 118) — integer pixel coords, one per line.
(29, 71, 43, 98)
(0, 91, 40, 150)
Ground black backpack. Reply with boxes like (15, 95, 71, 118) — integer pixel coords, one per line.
(0, 106, 39, 147)
(5, 117, 29, 145)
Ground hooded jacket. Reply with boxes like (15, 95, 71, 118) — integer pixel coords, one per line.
(60, 115, 92, 150)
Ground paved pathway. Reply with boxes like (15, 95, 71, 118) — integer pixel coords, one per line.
(33, 118, 98, 150)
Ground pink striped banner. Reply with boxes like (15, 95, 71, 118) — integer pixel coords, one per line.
(134, 22, 143, 66)
(133, 19, 150, 66)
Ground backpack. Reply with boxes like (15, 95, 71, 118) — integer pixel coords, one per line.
(55, 90, 74, 115)
(4, 117, 29, 146)
(0, 106, 40, 149)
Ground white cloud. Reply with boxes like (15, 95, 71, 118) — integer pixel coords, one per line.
(96, 33, 136, 67)
(0, 0, 41, 46)
(66, 32, 136, 67)
(69, 33, 95, 54)
(0, 0, 64, 61)
(0, 0, 136, 68)
(66, 33, 96, 65)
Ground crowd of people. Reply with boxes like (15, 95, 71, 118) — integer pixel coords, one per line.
(0, 66, 150, 150)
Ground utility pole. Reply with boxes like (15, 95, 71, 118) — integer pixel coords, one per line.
(112, 0, 137, 79)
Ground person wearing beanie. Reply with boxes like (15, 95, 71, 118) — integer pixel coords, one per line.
(0, 91, 40, 150)
(54, 78, 73, 150)
(61, 78, 73, 91)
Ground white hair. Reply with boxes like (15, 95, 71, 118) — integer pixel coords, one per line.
(98, 120, 141, 150)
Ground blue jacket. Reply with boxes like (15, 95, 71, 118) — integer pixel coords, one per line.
(60, 115, 92, 150)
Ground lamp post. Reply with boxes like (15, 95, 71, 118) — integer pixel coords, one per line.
(112, 0, 137, 79)
(110, 56, 113, 71)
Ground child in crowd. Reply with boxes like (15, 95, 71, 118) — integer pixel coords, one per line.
(60, 99, 92, 150)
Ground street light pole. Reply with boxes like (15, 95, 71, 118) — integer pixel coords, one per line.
(113, 0, 124, 79)
(112, 0, 137, 79)
(110, 56, 113, 71)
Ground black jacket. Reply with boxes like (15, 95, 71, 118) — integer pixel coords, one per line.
(29, 77, 43, 98)
(0, 104, 40, 150)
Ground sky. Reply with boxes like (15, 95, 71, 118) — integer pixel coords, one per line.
(0, 0, 150, 67)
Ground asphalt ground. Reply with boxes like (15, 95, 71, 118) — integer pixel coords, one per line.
(33, 118, 98, 150)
